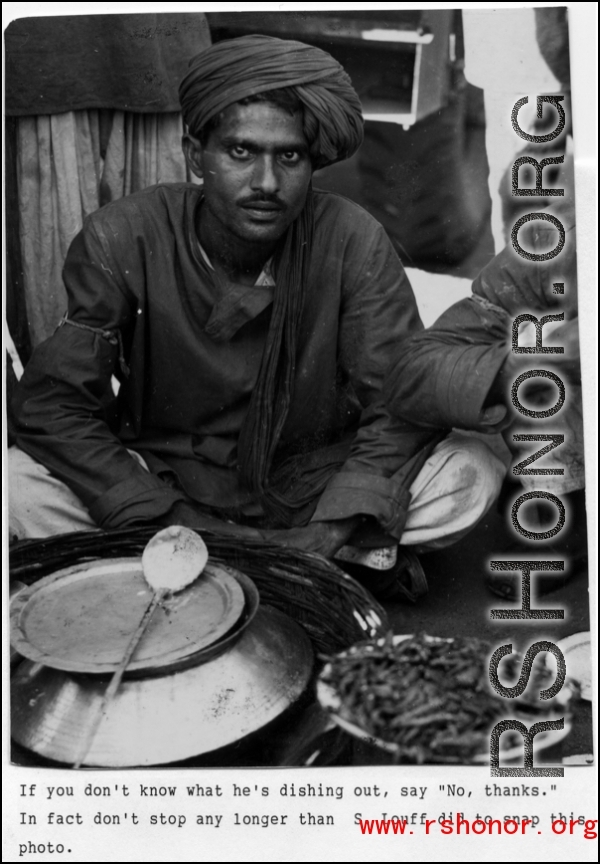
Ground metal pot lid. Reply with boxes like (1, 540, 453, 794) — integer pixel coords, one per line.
(10, 557, 245, 674)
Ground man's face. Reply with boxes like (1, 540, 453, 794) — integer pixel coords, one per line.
(189, 101, 312, 247)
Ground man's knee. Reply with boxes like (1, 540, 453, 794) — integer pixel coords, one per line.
(443, 436, 506, 519)
(8, 446, 96, 539)
(8, 447, 47, 539)
(402, 433, 508, 549)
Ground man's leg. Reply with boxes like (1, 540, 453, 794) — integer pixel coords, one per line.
(335, 432, 506, 599)
(400, 431, 507, 549)
(8, 447, 151, 539)
(8, 447, 98, 539)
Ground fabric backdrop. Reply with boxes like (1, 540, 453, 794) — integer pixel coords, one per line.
(7, 13, 211, 347)
(16, 109, 196, 345)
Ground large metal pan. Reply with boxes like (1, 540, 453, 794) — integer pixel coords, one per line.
(11, 558, 313, 767)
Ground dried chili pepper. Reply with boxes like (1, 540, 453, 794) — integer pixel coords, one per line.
(320, 633, 557, 763)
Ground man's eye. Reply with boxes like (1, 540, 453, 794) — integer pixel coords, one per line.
(229, 146, 251, 159)
(280, 151, 301, 165)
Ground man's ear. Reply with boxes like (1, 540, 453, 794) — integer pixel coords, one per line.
(182, 133, 204, 181)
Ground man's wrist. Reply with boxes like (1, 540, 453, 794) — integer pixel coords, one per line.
(158, 500, 198, 528)
(484, 352, 518, 408)
(313, 515, 361, 545)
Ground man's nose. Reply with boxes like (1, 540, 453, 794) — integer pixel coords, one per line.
(250, 155, 280, 195)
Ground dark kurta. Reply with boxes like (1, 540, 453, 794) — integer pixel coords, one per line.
(13, 183, 438, 534)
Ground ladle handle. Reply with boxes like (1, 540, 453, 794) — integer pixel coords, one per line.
(73, 588, 166, 769)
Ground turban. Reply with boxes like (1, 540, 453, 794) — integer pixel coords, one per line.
(179, 35, 364, 525)
(179, 34, 364, 169)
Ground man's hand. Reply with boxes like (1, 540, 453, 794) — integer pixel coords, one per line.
(260, 517, 360, 558)
(161, 501, 263, 539)
(163, 504, 361, 557)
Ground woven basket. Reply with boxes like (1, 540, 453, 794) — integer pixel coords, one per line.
(9, 527, 388, 654)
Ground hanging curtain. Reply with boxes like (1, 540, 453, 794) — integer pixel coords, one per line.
(6, 12, 212, 348)
(16, 109, 190, 345)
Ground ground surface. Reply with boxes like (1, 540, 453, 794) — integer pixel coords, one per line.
(385, 489, 590, 645)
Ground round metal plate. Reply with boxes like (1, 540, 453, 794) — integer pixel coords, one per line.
(10, 557, 245, 674)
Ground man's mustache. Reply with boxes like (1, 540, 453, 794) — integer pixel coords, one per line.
(238, 194, 285, 209)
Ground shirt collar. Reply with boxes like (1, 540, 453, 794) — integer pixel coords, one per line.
(197, 240, 275, 287)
